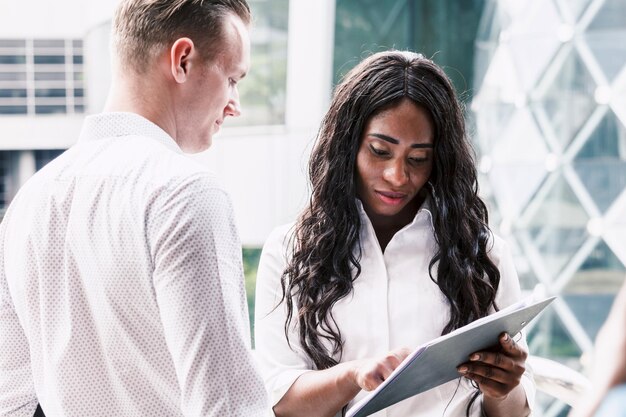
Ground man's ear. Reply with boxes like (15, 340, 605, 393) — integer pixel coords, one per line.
(170, 38, 195, 83)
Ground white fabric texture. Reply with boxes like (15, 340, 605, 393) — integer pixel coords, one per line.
(255, 198, 535, 417)
(0, 112, 268, 417)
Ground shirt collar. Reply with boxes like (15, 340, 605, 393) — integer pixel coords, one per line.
(78, 112, 183, 154)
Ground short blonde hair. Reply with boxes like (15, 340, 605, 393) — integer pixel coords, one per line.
(113, 0, 250, 73)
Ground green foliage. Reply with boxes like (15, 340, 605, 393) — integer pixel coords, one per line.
(243, 247, 263, 346)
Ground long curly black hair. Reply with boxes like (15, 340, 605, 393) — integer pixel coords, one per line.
(280, 51, 500, 371)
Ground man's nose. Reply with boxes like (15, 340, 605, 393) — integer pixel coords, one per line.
(224, 89, 241, 118)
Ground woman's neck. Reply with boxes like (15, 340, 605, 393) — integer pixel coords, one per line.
(366, 192, 426, 252)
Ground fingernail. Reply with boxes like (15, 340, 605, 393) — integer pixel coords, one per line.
(503, 333, 510, 341)
(470, 354, 480, 361)
(458, 366, 468, 373)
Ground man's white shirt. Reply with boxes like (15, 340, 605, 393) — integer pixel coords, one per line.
(0, 113, 268, 417)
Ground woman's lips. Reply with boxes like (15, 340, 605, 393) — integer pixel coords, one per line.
(375, 190, 407, 205)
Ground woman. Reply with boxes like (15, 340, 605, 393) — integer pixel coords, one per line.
(255, 51, 534, 417)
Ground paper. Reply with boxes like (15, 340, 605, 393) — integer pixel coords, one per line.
(345, 296, 556, 417)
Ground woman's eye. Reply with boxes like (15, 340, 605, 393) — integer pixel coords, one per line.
(369, 145, 388, 156)
(409, 156, 428, 165)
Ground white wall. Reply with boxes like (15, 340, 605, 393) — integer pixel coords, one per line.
(0, 117, 83, 149)
(0, 0, 118, 38)
(193, 126, 315, 247)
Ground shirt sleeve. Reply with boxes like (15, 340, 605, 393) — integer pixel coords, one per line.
(490, 234, 536, 415)
(0, 210, 39, 417)
(148, 175, 268, 417)
(254, 225, 313, 408)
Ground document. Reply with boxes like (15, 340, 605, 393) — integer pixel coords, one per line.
(346, 296, 556, 417)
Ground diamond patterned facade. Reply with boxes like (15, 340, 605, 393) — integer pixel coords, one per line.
(473, 0, 626, 415)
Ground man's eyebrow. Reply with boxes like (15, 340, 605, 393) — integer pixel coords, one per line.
(369, 133, 434, 148)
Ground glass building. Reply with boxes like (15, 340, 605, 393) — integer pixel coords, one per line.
(473, 0, 626, 415)
(0, 39, 85, 116)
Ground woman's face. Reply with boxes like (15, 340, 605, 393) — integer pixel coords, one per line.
(355, 99, 434, 227)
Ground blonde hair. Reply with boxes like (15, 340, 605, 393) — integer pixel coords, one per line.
(113, 0, 250, 73)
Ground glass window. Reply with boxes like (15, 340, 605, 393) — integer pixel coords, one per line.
(35, 105, 66, 114)
(35, 88, 67, 98)
(0, 55, 26, 64)
(562, 240, 626, 340)
(34, 55, 65, 65)
(538, 49, 596, 149)
(35, 149, 64, 171)
(74, 88, 84, 97)
(0, 40, 25, 48)
(73, 55, 83, 65)
(33, 39, 65, 48)
(333, 0, 485, 96)
(573, 111, 626, 213)
(0, 89, 27, 98)
(0, 105, 27, 114)
(0, 72, 26, 81)
(35, 72, 66, 81)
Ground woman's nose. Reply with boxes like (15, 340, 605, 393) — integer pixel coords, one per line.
(382, 159, 409, 186)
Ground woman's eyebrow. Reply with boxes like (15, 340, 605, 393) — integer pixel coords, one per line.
(368, 133, 434, 148)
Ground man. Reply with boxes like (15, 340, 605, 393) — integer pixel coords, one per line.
(0, 0, 268, 416)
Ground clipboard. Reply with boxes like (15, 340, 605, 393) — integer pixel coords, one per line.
(346, 296, 556, 417)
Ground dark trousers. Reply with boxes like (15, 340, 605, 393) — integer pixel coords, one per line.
(33, 404, 45, 417)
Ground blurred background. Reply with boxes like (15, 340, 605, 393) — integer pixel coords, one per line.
(1, 0, 625, 415)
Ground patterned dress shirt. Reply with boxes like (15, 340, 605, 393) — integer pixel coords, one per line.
(0, 112, 268, 417)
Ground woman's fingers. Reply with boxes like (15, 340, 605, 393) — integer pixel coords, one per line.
(456, 333, 528, 399)
(355, 347, 411, 391)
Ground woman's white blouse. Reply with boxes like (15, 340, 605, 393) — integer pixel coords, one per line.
(254, 200, 535, 417)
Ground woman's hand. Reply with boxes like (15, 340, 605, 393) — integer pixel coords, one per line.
(350, 347, 412, 391)
(456, 332, 527, 400)
(273, 347, 412, 417)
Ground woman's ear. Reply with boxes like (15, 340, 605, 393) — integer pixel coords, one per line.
(169, 37, 195, 84)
